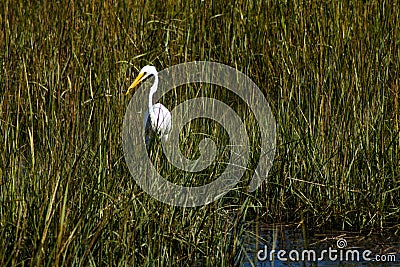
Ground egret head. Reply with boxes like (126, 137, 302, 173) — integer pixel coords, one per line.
(124, 65, 158, 95)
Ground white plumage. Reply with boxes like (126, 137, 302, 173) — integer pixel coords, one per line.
(125, 65, 172, 144)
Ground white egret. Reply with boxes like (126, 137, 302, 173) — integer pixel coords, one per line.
(125, 65, 172, 144)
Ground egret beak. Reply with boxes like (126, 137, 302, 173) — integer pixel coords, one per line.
(124, 72, 145, 95)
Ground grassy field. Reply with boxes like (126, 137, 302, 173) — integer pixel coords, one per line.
(1, 0, 399, 265)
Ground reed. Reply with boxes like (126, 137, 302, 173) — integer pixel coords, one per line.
(1, 0, 399, 265)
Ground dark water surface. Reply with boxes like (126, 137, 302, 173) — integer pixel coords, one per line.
(238, 224, 400, 266)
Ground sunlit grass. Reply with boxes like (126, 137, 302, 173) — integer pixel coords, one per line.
(1, 0, 399, 265)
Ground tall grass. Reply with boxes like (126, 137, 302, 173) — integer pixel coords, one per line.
(1, 0, 399, 265)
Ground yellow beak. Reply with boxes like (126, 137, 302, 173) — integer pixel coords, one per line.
(125, 72, 145, 95)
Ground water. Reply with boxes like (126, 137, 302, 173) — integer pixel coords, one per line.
(238, 224, 400, 267)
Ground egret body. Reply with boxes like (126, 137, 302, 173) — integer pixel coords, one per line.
(125, 65, 172, 143)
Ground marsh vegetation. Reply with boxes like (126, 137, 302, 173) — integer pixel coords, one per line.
(1, 0, 399, 265)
